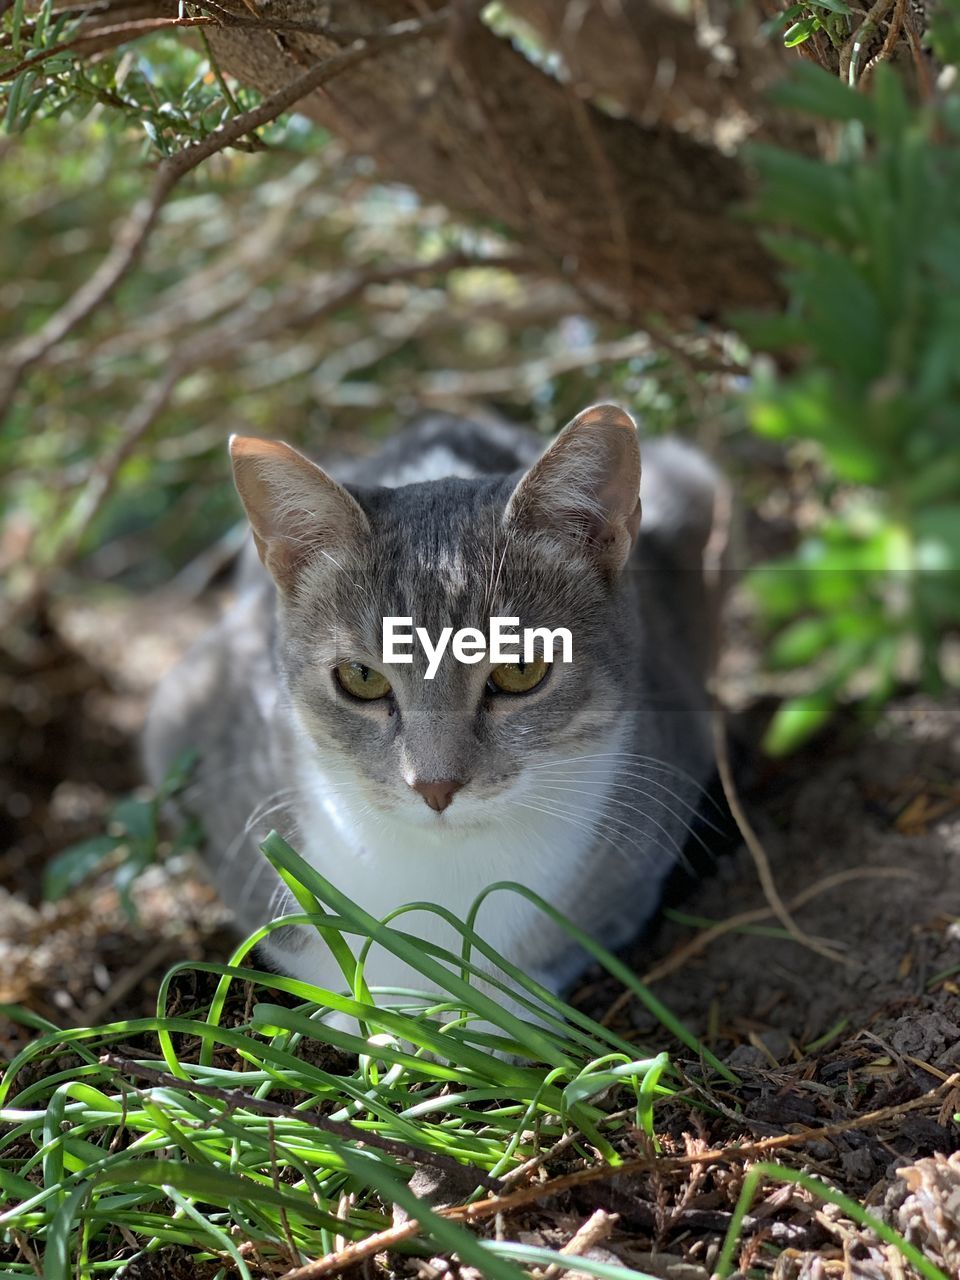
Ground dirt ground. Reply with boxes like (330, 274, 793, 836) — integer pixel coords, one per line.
(2, 591, 959, 1278)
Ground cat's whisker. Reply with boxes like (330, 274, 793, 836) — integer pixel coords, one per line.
(242, 787, 303, 832)
(488, 520, 513, 616)
(243, 799, 300, 835)
(528, 772, 728, 839)
(509, 798, 622, 851)
(521, 787, 689, 865)
(527, 751, 726, 815)
(482, 516, 499, 618)
(528, 748, 710, 779)
(510, 793, 653, 860)
(530, 780, 710, 866)
(510, 797, 684, 876)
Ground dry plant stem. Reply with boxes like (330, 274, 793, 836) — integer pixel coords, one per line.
(541, 1208, 618, 1279)
(279, 1074, 959, 1280)
(10, 1229, 42, 1279)
(704, 478, 847, 968)
(839, 0, 895, 83)
(903, 8, 935, 102)
(859, 0, 908, 85)
(601, 865, 913, 1025)
(638, 865, 912, 989)
(269, 1119, 301, 1269)
(497, 1107, 635, 1189)
(563, 82, 634, 314)
(99, 1055, 502, 1191)
(712, 709, 847, 968)
(0, 10, 448, 421)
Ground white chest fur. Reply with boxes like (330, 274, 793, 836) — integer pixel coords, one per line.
(265, 728, 628, 1000)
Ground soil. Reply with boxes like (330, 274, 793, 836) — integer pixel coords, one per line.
(2, 590, 959, 1278)
(625, 694, 960, 1054)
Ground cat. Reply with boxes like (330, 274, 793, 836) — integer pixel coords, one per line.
(144, 404, 724, 1018)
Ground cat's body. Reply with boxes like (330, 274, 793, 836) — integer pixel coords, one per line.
(144, 408, 723, 1004)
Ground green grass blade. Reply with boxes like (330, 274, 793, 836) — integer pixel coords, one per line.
(465, 881, 738, 1083)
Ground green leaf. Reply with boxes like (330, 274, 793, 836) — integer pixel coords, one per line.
(10, 0, 26, 55)
(110, 794, 156, 844)
(748, 149, 856, 242)
(784, 16, 821, 46)
(104, 1159, 352, 1232)
(43, 836, 119, 900)
(763, 692, 835, 755)
(156, 746, 199, 801)
(768, 617, 836, 668)
(5, 71, 35, 134)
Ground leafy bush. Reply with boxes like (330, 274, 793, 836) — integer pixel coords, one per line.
(741, 64, 960, 753)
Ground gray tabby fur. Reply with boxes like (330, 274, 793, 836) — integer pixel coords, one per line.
(143, 408, 723, 1006)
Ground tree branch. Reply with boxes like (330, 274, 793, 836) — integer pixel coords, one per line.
(504, 0, 764, 134)
(0, 10, 449, 422)
(0, 16, 218, 81)
(203, 1, 783, 329)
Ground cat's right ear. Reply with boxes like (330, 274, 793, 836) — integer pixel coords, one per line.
(229, 436, 369, 593)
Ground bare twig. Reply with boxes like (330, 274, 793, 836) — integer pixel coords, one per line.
(541, 1208, 618, 1279)
(9, 1230, 42, 1279)
(99, 1054, 502, 1191)
(601, 865, 914, 1026)
(280, 1219, 419, 1279)
(859, 0, 909, 86)
(0, 16, 219, 81)
(638, 866, 913, 990)
(268, 1120, 301, 1269)
(704, 476, 848, 967)
(563, 83, 634, 320)
(0, 10, 449, 420)
(4, 247, 526, 623)
(839, 0, 895, 83)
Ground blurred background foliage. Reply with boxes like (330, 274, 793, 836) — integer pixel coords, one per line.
(1, 14, 959, 757)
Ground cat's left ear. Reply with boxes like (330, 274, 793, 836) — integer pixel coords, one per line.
(504, 403, 642, 575)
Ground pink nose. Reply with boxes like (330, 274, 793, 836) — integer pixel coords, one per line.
(409, 778, 462, 813)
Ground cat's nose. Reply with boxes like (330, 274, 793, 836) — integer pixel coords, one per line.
(409, 778, 462, 813)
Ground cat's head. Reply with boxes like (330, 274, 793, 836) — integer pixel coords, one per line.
(229, 406, 642, 831)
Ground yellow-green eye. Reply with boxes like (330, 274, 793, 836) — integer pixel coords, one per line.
(488, 657, 549, 695)
(335, 662, 392, 701)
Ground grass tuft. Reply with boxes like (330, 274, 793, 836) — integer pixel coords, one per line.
(1, 831, 715, 1279)
(1, 831, 946, 1280)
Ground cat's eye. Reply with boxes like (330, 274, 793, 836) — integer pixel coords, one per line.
(335, 661, 392, 701)
(488, 657, 549, 695)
